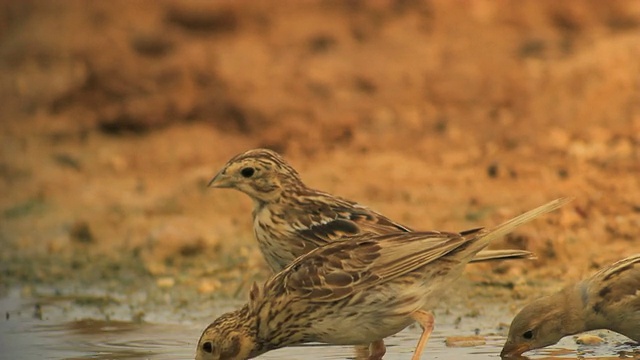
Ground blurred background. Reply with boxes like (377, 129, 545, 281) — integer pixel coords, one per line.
(1, 0, 639, 345)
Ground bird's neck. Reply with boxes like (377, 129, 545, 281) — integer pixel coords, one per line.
(251, 298, 308, 355)
(225, 305, 263, 359)
(252, 181, 310, 211)
(554, 283, 590, 335)
(574, 279, 622, 333)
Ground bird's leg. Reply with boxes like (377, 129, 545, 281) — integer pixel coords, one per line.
(410, 310, 435, 360)
(353, 344, 370, 360)
(368, 340, 386, 360)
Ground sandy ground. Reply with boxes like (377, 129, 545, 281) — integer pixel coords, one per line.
(1, 0, 640, 326)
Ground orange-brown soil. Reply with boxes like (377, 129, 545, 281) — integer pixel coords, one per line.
(1, 1, 639, 306)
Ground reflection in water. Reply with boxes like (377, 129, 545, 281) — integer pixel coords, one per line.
(0, 288, 638, 360)
(1, 319, 199, 360)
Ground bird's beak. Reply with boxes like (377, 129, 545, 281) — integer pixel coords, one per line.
(208, 170, 233, 188)
(500, 341, 530, 358)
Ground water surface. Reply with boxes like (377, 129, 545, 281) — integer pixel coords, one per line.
(1, 287, 637, 360)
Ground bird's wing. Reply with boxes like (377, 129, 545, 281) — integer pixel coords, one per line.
(588, 254, 640, 314)
(272, 198, 572, 303)
(272, 230, 475, 302)
(285, 192, 411, 246)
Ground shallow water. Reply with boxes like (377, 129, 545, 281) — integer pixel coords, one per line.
(1, 287, 638, 360)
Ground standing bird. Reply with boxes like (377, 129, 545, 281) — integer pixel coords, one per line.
(196, 198, 570, 360)
(209, 148, 533, 272)
(501, 254, 640, 357)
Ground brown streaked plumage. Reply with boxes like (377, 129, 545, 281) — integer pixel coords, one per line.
(501, 254, 640, 357)
(209, 148, 534, 272)
(196, 198, 570, 360)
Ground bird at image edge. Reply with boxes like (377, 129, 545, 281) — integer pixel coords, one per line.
(501, 253, 640, 357)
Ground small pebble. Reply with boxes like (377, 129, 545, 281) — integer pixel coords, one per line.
(197, 279, 221, 294)
(487, 163, 499, 178)
(156, 277, 175, 288)
(445, 335, 486, 347)
(575, 334, 604, 345)
(69, 220, 94, 243)
(33, 304, 42, 320)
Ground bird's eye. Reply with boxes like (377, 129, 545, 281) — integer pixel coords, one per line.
(240, 167, 255, 178)
(202, 341, 214, 353)
(522, 330, 533, 340)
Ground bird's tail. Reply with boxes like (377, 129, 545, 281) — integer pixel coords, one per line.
(469, 249, 536, 263)
(467, 197, 572, 257)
